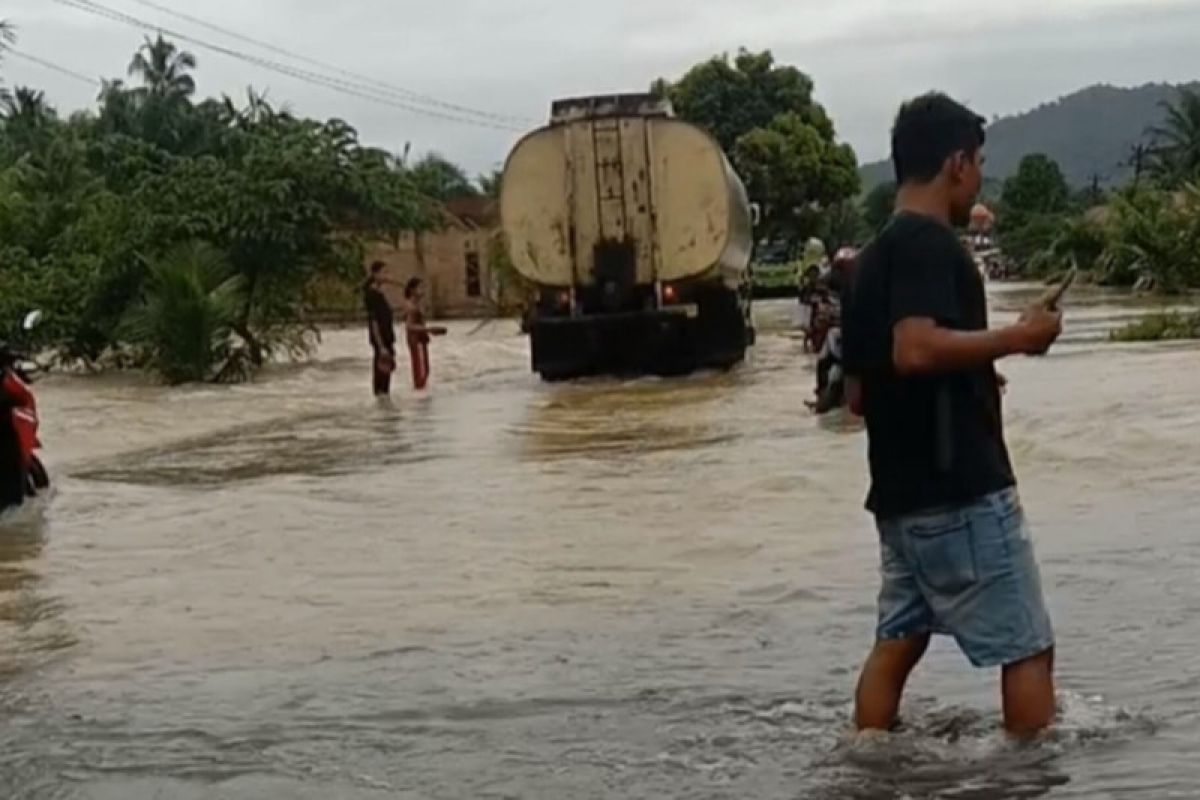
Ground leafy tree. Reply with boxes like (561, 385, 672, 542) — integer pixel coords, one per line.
(1029, 214, 1107, 276)
(478, 167, 502, 198)
(997, 154, 1071, 271)
(733, 112, 858, 242)
(0, 34, 431, 381)
(410, 153, 478, 201)
(1096, 185, 1200, 292)
(999, 214, 1064, 272)
(820, 200, 866, 251)
(862, 181, 897, 233)
(1001, 154, 1070, 219)
(659, 49, 829, 154)
(1148, 87, 1200, 187)
(657, 49, 859, 247)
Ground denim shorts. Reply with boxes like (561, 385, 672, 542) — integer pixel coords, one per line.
(875, 488, 1054, 668)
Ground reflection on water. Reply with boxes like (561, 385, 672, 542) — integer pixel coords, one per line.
(2, 289, 1200, 798)
(514, 375, 740, 459)
(73, 408, 442, 487)
(0, 522, 75, 681)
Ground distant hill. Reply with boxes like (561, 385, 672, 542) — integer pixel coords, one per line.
(859, 82, 1200, 192)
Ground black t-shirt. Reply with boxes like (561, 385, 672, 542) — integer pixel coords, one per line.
(363, 284, 395, 349)
(843, 212, 1015, 519)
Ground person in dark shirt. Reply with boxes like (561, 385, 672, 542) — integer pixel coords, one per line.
(842, 93, 1063, 738)
(363, 261, 396, 396)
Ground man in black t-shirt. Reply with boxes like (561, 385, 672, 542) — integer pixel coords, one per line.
(842, 94, 1063, 738)
(364, 261, 396, 396)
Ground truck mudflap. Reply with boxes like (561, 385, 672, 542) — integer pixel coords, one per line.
(530, 301, 749, 381)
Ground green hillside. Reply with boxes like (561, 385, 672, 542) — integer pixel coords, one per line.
(860, 82, 1200, 190)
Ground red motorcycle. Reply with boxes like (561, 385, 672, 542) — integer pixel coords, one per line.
(1, 311, 49, 516)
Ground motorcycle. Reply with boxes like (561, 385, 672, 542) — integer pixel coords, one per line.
(1, 310, 50, 520)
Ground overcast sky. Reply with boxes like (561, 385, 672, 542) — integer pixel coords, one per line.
(4, 0, 1200, 174)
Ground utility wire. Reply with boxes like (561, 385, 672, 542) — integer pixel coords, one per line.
(122, 0, 531, 125)
(8, 49, 100, 87)
(47, 0, 527, 131)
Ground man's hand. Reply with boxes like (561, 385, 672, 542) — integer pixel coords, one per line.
(1014, 304, 1063, 356)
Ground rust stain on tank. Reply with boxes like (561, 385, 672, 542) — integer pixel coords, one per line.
(550, 218, 569, 257)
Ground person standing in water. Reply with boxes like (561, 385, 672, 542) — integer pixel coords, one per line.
(403, 278, 447, 391)
(842, 93, 1064, 738)
(363, 261, 396, 396)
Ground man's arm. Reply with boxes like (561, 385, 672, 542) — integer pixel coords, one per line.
(887, 224, 1062, 376)
(846, 377, 863, 416)
(369, 319, 385, 350)
(893, 307, 1061, 376)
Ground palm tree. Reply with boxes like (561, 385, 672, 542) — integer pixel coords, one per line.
(123, 241, 245, 384)
(1, 86, 57, 155)
(95, 78, 143, 136)
(1, 87, 56, 127)
(0, 19, 14, 55)
(1, 19, 16, 104)
(1148, 87, 1200, 187)
(127, 34, 197, 100)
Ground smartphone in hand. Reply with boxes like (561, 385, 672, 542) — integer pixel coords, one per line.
(1041, 267, 1078, 311)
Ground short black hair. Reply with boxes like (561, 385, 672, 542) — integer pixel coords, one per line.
(404, 277, 422, 299)
(891, 93, 986, 185)
(370, 260, 386, 275)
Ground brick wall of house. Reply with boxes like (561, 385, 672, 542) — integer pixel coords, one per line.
(365, 223, 495, 319)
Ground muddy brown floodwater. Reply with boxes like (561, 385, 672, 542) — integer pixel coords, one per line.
(2, 285, 1200, 799)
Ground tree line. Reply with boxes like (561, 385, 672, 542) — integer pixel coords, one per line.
(1, 39, 867, 384)
(0, 28, 501, 383)
(654, 49, 863, 255)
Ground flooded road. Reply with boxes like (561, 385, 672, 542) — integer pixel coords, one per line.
(3, 285, 1200, 798)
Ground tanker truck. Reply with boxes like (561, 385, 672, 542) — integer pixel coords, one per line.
(500, 94, 756, 381)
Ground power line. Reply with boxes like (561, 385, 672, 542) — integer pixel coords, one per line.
(122, 0, 532, 125)
(46, 0, 526, 132)
(8, 49, 100, 87)
(53, 0, 523, 130)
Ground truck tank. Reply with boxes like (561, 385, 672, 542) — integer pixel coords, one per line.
(500, 94, 756, 381)
(501, 95, 753, 290)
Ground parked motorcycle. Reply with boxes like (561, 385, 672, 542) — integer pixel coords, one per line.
(1, 311, 49, 520)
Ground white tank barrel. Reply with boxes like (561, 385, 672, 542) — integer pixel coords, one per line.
(501, 94, 753, 290)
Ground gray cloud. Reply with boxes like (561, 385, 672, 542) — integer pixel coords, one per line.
(3, 0, 1199, 173)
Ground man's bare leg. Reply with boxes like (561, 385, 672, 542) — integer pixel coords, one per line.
(855, 635, 930, 731)
(1002, 648, 1056, 738)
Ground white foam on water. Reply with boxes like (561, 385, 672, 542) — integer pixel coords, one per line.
(0, 487, 54, 532)
(813, 691, 1157, 798)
